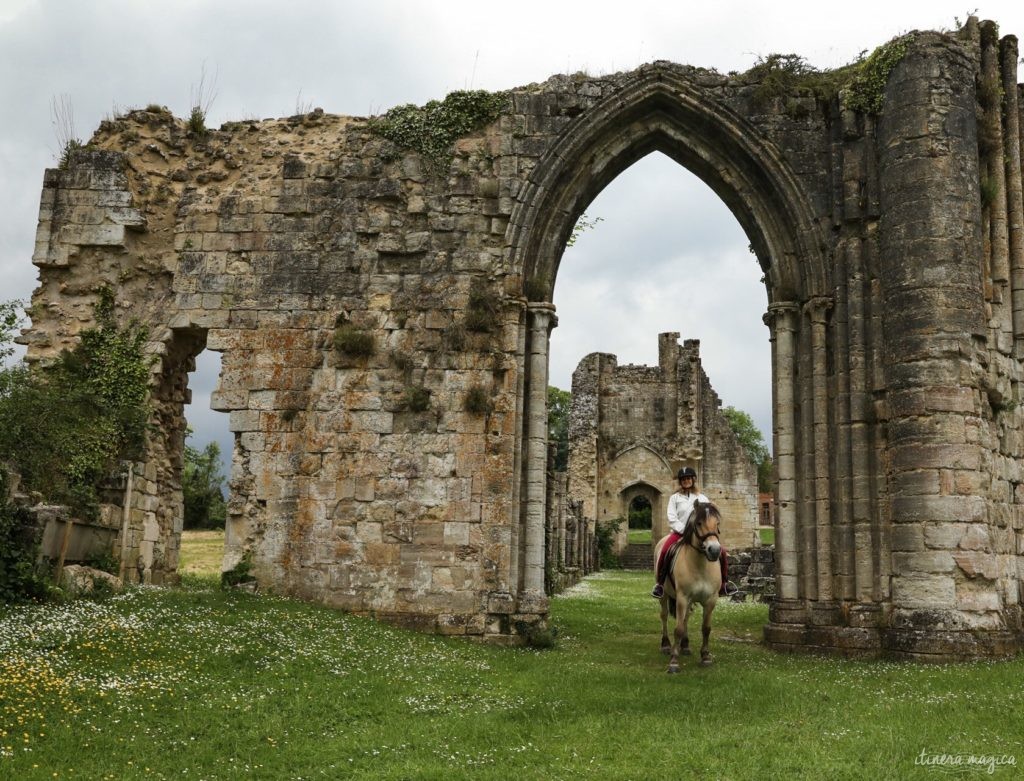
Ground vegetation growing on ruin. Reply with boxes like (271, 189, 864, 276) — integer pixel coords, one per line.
(403, 385, 431, 413)
(744, 33, 915, 115)
(187, 64, 217, 137)
(0, 290, 153, 521)
(369, 89, 510, 172)
(333, 322, 376, 357)
(442, 322, 468, 352)
(844, 35, 913, 114)
(463, 384, 493, 415)
(465, 279, 501, 333)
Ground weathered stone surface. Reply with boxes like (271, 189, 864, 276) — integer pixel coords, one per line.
(60, 565, 123, 595)
(17, 21, 1024, 656)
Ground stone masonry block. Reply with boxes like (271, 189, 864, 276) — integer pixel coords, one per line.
(892, 575, 956, 609)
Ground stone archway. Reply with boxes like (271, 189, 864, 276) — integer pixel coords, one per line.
(505, 65, 830, 635)
(21, 20, 1024, 657)
(619, 480, 661, 547)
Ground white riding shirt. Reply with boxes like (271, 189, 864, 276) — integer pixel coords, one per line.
(667, 490, 710, 535)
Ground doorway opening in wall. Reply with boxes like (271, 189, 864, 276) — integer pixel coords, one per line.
(180, 346, 231, 581)
(545, 151, 771, 579)
(627, 495, 653, 545)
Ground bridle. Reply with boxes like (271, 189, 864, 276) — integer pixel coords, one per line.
(687, 504, 721, 556)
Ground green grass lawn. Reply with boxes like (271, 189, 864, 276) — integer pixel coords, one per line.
(759, 527, 775, 545)
(178, 529, 225, 575)
(627, 528, 652, 545)
(1, 569, 1022, 780)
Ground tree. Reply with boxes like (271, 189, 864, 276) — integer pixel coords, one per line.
(547, 386, 571, 471)
(0, 300, 22, 364)
(183, 434, 226, 530)
(721, 406, 773, 493)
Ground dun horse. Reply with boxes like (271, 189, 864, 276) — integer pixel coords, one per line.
(654, 501, 723, 673)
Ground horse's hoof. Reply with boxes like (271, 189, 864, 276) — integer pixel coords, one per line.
(667, 665, 680, 674)
(660, 645, 672, 656)
(700, 657, 713, 667)
(681, 648, 691, 656)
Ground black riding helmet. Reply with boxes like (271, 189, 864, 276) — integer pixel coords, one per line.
(677, 467, 697, 481)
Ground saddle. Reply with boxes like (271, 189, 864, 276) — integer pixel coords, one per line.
(658, 538, 687, 589)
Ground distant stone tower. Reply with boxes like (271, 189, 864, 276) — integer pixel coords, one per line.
(566, 333, 759, 551)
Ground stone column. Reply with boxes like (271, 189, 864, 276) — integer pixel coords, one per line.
(878, 40, 994, 656)
(519, 302, 556, 612)
(765, 303, 800, 602)
(805, 296, 834, 603)
(1001, 35, 1024, 357)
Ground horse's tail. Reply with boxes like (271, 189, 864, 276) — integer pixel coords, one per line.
(668, 596, 677, 615)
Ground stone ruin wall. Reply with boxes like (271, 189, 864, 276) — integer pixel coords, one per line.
(18, 18, 1024, 656)
(566, 333, 759, 552)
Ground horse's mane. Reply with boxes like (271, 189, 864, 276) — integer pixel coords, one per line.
(681, 501, 720, 546)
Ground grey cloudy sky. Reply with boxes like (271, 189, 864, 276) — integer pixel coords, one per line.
(3, 0, 1022, 466)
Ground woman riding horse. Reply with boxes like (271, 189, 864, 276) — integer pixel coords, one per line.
(651, 467, 730, 598)
(654, 499, 724, 671)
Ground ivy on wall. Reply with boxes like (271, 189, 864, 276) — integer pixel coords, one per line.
(369, 89, 510, 172)
(744, 33, 915, 116)
(0, 289, 153, 520)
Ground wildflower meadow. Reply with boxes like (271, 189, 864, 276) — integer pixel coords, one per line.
(0, 534, 1021, 779)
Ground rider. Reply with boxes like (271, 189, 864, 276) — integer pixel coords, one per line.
(651, 467, 733, 598)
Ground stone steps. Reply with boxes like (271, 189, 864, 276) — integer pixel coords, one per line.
(619, 542, 655, 570)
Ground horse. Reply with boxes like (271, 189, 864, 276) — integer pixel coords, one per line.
(653, 501, 723, 673)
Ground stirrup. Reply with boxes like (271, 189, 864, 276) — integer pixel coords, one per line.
(720, 581, 738, 596)
(651, 584, 664, 598)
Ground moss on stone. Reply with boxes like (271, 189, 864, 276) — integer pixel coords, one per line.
(333, 325, 375, 357)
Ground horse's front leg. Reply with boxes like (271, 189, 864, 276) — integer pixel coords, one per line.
(667, 597, 691, 674)
(700, 597, 717, 666)
(659, 596, 671, 655)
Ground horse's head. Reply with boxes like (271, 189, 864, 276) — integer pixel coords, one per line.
(688, 501, 722, 562)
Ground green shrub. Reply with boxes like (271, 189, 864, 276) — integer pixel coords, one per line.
(526, 626, 556, 649)
(221, 553, 255, 588)
(0, 474, 47, 603)
(463, 384, 492, 415)
(595, 517, 623, 569)
(187, 106, 207, 136)
(0, 291, 152, 521)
